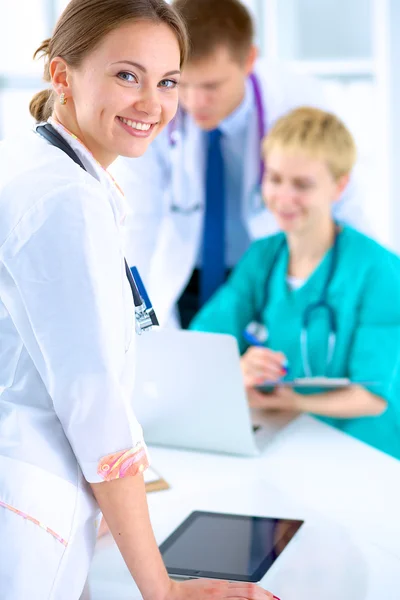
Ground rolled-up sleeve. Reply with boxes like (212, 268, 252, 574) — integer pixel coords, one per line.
(1, 182, 149, 483)
(349, 252, 400, 405)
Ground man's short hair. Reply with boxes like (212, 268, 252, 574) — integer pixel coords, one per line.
(263, 107, 357, 180)
(172, 0, 254, 64)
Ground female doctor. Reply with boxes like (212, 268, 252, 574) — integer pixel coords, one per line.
(191, 107, 400, 460)
(0, 1, 276, 599)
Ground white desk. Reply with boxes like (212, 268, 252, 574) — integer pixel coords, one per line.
(88, 416, 400, 599)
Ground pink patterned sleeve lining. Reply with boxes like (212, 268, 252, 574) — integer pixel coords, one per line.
(97, 442, 149, 481)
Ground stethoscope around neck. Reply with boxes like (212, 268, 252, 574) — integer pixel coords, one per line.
(253, 228, 340, 378)
(167, 72, 267, 215)
(35, 122, 159, 334)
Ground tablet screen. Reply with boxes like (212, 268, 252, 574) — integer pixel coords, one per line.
(160, 511, 304, 582)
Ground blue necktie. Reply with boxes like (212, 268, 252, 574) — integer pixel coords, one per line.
(200, 128, 225, 305)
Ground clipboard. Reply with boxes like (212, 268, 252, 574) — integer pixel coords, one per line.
(256, 377, 381, 393)
(144, 466, 170, 493)
(256, 377, 352, 392)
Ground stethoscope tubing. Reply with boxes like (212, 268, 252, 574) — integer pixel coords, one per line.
(167, 73, 266, 214)
(261, 229, 340, 377)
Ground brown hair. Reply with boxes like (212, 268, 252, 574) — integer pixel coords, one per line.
(30, 0, 188, 122)
(263, 107, 357, 180)
(172, 0, 254, 64)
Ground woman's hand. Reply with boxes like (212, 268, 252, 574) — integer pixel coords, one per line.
(240, 347, 288, 388)
(165, 578, 278, 600)
(248, 385, 302, 413)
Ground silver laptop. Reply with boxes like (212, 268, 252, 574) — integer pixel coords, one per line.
(132, 330, 294, 456)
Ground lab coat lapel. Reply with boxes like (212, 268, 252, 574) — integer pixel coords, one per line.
(149, 117, 204, 326)
(48, 118, 128, 231)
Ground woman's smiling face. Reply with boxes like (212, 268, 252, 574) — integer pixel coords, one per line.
(262, 149, 348, 235)
(51, 20, 181, 166)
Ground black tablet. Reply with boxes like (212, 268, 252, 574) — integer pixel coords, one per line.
(159, 511, 304, 582)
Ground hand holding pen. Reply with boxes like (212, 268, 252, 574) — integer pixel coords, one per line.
(241, 346, 289, 388)
(242, 322, 289, 388)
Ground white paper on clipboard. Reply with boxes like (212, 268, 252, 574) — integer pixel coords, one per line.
(144, 467, 163, 484)
(143, 467, 170, 493)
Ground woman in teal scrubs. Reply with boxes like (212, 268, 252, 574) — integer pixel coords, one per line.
(191, 107, 400, 460)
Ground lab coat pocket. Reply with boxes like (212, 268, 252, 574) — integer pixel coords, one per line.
(0, 456, 100, 600)
(0, 455, 96, 548)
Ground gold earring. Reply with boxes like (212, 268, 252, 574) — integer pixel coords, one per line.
(59, 93, 67, 105)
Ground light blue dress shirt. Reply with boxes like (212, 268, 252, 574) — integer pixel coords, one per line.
(197, 80, 254, 268)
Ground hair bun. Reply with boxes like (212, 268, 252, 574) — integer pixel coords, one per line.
(29, 89, 53, 123)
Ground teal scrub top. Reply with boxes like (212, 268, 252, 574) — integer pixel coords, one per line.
(191, 227, 400, 460)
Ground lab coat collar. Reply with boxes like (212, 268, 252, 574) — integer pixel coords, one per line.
(218, 78, 254, 138)
(47, 118, 128, 226)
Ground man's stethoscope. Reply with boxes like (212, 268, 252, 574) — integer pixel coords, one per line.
(36, 123, 159, 334)
(167, 72, 266, 215)
(244, 228, 340, 378)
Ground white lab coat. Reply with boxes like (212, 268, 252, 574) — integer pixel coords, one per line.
(0, 122, 147, 599)
(111, 59, 370, 328)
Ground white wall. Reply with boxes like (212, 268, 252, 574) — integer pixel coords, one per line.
(276, 0, 373, 60)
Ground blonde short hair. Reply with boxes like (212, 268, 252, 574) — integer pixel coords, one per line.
(263, 107, 357, 180)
